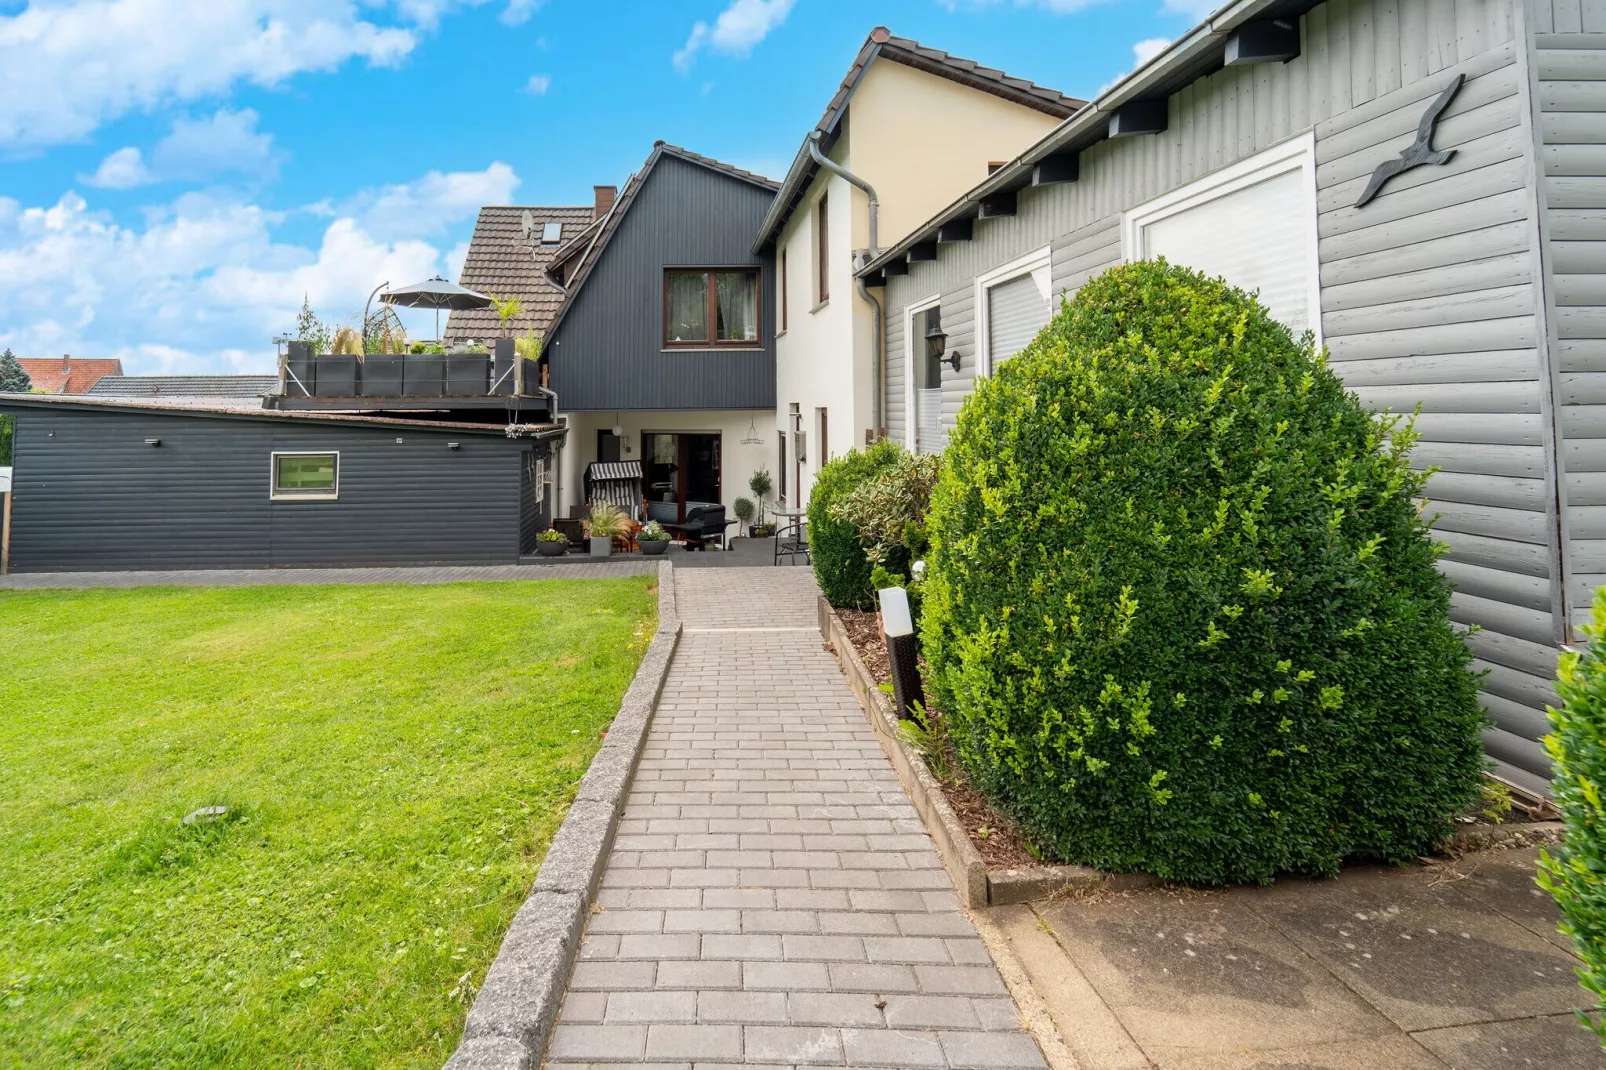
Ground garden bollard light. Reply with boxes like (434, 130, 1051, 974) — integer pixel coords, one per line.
(879, 586, 922, 720)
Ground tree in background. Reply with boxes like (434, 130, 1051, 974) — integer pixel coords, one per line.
(0, 348, 30, 392)
(295, 296, 331, 355)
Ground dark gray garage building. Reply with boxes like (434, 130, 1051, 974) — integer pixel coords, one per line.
(0, 395, 560, 571)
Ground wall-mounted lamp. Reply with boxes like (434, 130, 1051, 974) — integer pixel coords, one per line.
(144, 438, 161, 447)
(925, 321, 959, 373)
(447, 441, 461, 451)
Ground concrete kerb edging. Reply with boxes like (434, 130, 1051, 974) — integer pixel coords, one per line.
(818, 594, 1156, 908)
(444, 560, 680, 1070)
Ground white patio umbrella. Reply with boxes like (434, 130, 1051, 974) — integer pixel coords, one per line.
(379, 276, 494, 343)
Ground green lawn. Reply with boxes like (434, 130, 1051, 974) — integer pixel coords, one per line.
(0, 578, 656, 1068)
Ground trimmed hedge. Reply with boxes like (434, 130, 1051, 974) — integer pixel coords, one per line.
(808, 440, 905, 608)
(1540, 590, 1606, 1046)
(920, 260, 1488, 884)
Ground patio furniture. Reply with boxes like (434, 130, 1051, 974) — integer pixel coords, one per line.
(774, 507, 809, 566)
(665, 504, 734, 551)
(586, 461, 644, 514)
(552, 517, 587, 549)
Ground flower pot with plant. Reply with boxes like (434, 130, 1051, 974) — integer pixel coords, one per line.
(587, 502, 623, 558)
(534, 529, 568, 557)
(749, 468, 773, 525)
(734, 497, 756, 538)
(638, 520, 671, 555)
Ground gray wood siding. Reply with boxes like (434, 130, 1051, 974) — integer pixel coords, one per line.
(549, 154, 777, 411)
(2, 406, 533, 571)
(1525, 0, 1606, 31)
(885, 300, 908, 445)
(882, 0, 1571, 792)
(1533, 30, 1606, 638)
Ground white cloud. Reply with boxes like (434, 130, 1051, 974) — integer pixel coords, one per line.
(1098, 36, 1174, 94)
(501, 0, 541, 25)
(525, 73, 551, 94)
(0, 0, 418, 149)
(1160, 0, 1218, 18)
(0, 164, 521, 374)
(673, 0, 794, 72)
(87, 109, 277, 188)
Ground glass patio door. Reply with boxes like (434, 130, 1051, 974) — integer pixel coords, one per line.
(643, 432, 722, 522)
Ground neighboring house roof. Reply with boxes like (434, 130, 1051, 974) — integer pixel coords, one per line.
(16, 356, 124, 394)
(0, 391, 565, 437)
(89, 375, 280, 402)
(443, 205, 598, 342)
(753, 26, 1085, 252)
(541, 142, 780, 345)
(859, 0, 1321, 275)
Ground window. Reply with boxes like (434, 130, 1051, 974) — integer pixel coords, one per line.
(780, 249, 788, 332)
(1123, 133, 1319, 341)
(271, 452, 338, 501)
(905, 298, 945, 454)
(975, 246, 1053, 377)
(540, 221, 563, 244)
(664, 269, 761, 347)
(815, 193, 829, 304)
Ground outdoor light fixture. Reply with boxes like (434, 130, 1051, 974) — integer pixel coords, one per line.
(878, 586, 923, 720)
(144, 438, 161, 447)
(925, 321, 959, 373)
(447, 441, 461, 451)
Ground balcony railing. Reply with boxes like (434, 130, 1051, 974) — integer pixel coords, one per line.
(278, 339, 532, 400)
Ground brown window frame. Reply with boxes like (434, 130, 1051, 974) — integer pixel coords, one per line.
(662, 267, 763, 349)
(816, 194, 829, 304)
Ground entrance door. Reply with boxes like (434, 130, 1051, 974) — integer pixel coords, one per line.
(643, 432, 722, 522)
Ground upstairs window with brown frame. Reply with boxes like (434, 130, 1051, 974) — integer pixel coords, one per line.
(664, 269, 761, 347)
(815, 193, 829, 304)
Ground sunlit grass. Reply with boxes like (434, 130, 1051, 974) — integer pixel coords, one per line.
(0, 578, 655, 1068)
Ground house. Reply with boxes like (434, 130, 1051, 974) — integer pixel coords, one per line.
(752, 27, 1084, 507)
(89, 375, 280, 404)
(0, 394, 560, 571)
(443, 200, 604, 344)
(857, 0, 1606, 798)
(524, 142, 780, 523)
(17, 356, 124, 394)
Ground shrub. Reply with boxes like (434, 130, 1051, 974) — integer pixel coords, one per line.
(638, 520, 671, 542)
(920, 260, 1487, 884)
(808, 440, 905, 608)
(1539, 589, 1606, 1046)
(830, 451, 940, 574)
(734, 497, 756, 524)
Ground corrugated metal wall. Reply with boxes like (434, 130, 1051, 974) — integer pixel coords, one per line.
(549, 154, 777, 411)
(881, 0, 1585, 793)
(2, 406, 535, 571)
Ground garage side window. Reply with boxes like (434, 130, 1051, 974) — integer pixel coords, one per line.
(271, 452, 339, 501)
(976, 246, 1053, 377)
(1123, 133, 1320, 341)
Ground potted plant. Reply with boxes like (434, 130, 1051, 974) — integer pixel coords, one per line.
(749, 468, 773, 526)
(638, 520, 671, 556)
(586, 502, 623, 558)
(534, 528, 568, 557)
(734, 497, 756, 538)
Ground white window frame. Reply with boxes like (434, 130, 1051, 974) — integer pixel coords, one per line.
(902, 292, 942, 451)
(1121, 131, 1322, 347)
(974, 244, 1053, 378)
(270, 450, 340, 501)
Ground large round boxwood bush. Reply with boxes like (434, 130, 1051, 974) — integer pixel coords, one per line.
(920, 261, 1487, 884)
(809, 439, 905, 608)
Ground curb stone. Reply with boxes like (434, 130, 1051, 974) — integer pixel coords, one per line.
(444, 560, 680, 1070)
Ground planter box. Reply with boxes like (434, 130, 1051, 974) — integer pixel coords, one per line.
(535, 540, 567, 557)
(315, 355, 358, 396)
(491, 340, 516, 396)
(405, 357, 444, 397)
(445, 354, 489, 396)
(640, 539, 669, 556)
(285, 349, 314, 398)
(589, 536, 612, 558)
(360, 355, 405, 397)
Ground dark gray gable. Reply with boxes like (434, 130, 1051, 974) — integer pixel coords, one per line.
(548, 152, 777, 411)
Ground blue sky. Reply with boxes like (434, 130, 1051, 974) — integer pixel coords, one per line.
(0, 0, 1208, 376)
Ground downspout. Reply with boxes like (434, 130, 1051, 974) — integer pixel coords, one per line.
(806, 132, 884, 439)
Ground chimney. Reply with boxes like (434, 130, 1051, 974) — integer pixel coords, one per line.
(593, 185, 617, 220)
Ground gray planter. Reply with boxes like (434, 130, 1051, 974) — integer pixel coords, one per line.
(491, 339, 516, 396)
(360, 354, 405, 397)
(316, 355, 358, 396)
(406, 356, 444, 396)
(535, 540, 567, 557)
(446, 354, 489, 396)
(285, 344, 314, 398)
(590, 536, 612, 558)
(640, 539, 669, 556)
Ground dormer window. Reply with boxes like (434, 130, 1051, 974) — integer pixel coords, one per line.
(540, 222, 563, 244)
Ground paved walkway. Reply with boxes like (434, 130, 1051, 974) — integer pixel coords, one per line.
(546, 567, 1046, 1069)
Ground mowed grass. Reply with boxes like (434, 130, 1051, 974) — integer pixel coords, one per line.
(0, 578, 656, 1068)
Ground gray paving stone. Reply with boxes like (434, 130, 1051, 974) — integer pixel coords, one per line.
(656, 959, 741, 990)
(840, 1028, 947, 1068)
(607, 990, 698, 1024)
(696, 990, 789, 1024)
(548, 1024, 648, 1062)
(787, 991, 887, 1027)
(645, 1023, 743, 1061)
(881, 994, 982, 1030)
(938, 1030, 1047, 1069)
(742, 1025, 844, 1065)
(828, 963, 920, 994)
(744, 960, 832, 991)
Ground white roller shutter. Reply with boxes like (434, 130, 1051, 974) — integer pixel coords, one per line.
(1136, 167, 1313, 336)
(987, 271, 1052, 368)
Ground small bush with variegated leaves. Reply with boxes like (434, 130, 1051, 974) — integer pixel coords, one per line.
(1540, 589, 1606, 1047)
(808, 440, 906, 608)
(920, 260, 1488, 884)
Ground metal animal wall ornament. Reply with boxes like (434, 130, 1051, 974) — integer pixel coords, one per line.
(1354, 73, 1465, 208)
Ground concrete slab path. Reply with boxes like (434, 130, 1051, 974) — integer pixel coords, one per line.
(545, 566, 1047, 1070)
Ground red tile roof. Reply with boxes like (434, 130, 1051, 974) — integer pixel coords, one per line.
(17, 356, 125, 394)
(443, 205, 597, 342)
